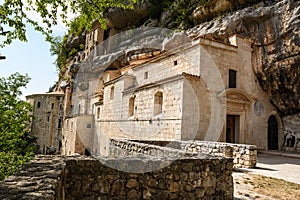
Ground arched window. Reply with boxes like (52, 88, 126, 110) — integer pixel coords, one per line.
(154, 91, 163, 115)
(110, 86, 115, 100)
(128, 96, 135, 117)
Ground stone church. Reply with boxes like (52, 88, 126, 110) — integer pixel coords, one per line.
(27, 24, 284, 156)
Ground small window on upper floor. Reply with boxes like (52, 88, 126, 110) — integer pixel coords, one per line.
(37, 102, 41, 108)
(144, 71, 148, 79)
(51, 103, 55, 110)
(174, 60, 178, 66)
(110, 86, 115, 100)
(229, 69, 237, 88)
(154, 91, 163, 115)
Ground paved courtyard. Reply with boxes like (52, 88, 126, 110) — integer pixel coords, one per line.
(241, 152, 300, 184)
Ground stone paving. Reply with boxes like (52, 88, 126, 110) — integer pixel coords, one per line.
(240, 152, 300, 184)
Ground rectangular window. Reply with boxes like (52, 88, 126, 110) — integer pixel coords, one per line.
(128, 97, 135, 117)
(174, 60, 178, 66)
(229, 69, 237, 88)
(154, 92, 163, 115)
(51, 103, 54, 109)
(97, 107, 101, 119)
(110, 86, 115, 100)
(58, 118, 63, 129)
(78, 104, 81, 115)
(144, 71, 148, 79)
(37, 102, 41, 108)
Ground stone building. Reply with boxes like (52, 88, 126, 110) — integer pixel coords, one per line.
(26, 92, 64, 154)
(59, 33, 283, 156)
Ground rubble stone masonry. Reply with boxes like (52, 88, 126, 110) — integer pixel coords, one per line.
(0, 154, 233, 200)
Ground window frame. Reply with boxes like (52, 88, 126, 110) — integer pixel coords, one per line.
(153, 91, 163, 116)
(229, 69, 237, 88)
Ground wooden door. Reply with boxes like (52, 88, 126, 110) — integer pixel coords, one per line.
(226, 115, 235, 143)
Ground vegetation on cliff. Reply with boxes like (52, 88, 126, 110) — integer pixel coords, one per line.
(0, 73, 36, 181)
(50, 0, 268, 74)
(0, 0, 137, 47)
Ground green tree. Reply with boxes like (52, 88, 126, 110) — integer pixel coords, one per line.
(0, 73, 35, 181)
(0, 0, 137, 47)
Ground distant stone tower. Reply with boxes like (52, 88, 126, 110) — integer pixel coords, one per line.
(26, 92, 65, 154)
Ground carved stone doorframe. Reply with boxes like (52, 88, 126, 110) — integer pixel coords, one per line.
(221, 89, 252, 143)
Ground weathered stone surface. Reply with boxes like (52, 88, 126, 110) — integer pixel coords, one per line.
(0, 155, 233, 200)
(126, 179, 139, 189)
(104, 0, 153, 29)
(111, 139, 257, 168)
(0, 155, 65, 200)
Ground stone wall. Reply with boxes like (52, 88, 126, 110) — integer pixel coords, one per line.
(64, 156, 233, 200)
(0, 155, 65, 200)
(181, 141, 257, 168)
(0, 154, 233, 200)
(110, 139, 193, 158)
(117, 140, 257, 168)
(99, 76, 184, 141)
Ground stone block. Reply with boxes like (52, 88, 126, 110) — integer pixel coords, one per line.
(169, 182, 180, 193)
(126, 179, 138, 189)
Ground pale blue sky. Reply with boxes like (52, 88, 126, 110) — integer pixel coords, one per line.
(1, 25, 66, 100)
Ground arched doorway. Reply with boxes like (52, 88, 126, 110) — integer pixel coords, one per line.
(268, 115, 278, 150)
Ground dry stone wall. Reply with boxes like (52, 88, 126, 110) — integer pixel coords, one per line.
(64, 156, 233, 200)
(115, 140, 257, 168)
(110, 139, 193, 158)
(0, 155, 65, 200)
(0, 154, 233, 200)
(181, 141, 257, 168)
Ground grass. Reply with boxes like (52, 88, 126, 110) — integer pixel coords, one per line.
(251, 174, 300, 200)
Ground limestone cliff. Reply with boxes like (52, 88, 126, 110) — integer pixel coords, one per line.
(187, 0, 300, 116)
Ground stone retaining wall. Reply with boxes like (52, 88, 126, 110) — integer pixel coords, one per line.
(64, 156, 233, 200)
(0, 154, 233, 200)
(113, 140, 257, 168)
(181, 141, 257, 168)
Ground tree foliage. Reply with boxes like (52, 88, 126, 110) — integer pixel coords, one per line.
(0, 0, 137, 47)
(0, 73, 35, 181)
